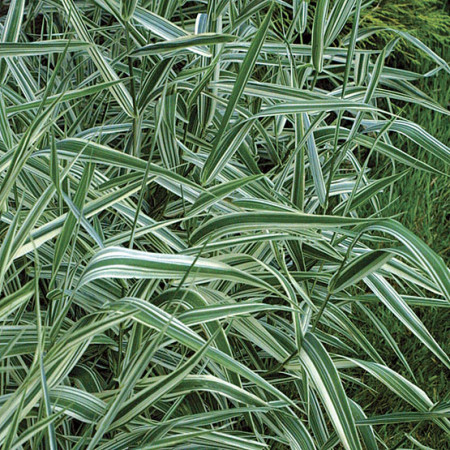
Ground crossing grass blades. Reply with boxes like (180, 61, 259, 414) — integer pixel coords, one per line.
(0, 0, 449, 448)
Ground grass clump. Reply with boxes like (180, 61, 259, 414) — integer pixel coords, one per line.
(0, 0, 448, 448)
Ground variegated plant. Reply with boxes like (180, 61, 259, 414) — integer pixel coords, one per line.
(0, 0, 448, 448)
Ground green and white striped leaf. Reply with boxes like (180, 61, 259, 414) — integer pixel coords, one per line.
(132, 33, 236, 56)
(300, 333, 362, 450)
(79, 247, 274, 291)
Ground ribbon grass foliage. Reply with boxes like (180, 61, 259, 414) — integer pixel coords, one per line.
(0, 0, 449, 448)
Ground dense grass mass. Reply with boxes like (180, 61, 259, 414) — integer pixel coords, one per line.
(0, 1, 449, 448)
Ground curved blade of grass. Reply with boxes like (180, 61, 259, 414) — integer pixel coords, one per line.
(0, 280, 34, 320)
(107, 297, 294, 406)
(189, 175, 262, 216)
(132, 33, 236, 56)
(363, 119, 450, 165)
(333, 171, 409, 214)
(365, 274, 450, 368)
(190, 211, 371, 244)
(330, 249, 393, 293)
(0, 0, 25, 82)
(361, 220, 450, 299)
(300, 333, 362, 450)
(78, 247, 275, 292)
(304, 113, 326, 206)
(311, 0, 330, 73)
(6, 80, 125, 115)
(0, 40, 91, 57)
(201, 119, 257, 183)
(349, 399, 378, 450)
(201, 4, 273, 184)
(60, 0, 134, 116)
